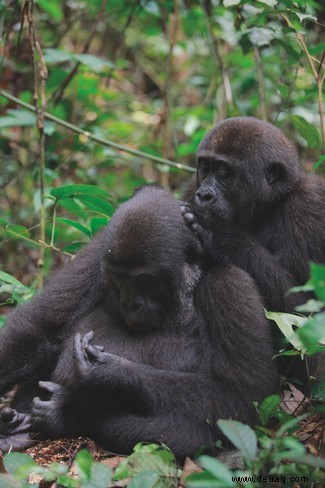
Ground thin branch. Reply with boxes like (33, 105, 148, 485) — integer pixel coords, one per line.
(0, 90, 195, 173)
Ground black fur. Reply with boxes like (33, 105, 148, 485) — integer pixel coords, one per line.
(182, 116, 325, 388)
(183, 117, 325, 312)
(0, 186, 279, 457)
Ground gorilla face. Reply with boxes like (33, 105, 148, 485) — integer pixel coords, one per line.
(105, 260, 179, 331)
(195, 117, 302, 226)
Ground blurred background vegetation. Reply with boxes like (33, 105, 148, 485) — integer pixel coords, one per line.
(0, 0, 324, 295)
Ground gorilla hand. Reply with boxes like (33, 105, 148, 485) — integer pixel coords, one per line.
(0, 407, 33, 452)
(180, 203, 215, 248)
(32, 381, 70, 437)
(73, 331, 109, 382)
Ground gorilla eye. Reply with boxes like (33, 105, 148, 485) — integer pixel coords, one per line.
(198, 159, 211, 176)
(216, 163, 234, 179)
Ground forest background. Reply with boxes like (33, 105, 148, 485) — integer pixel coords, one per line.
(0, 0, 324, 487)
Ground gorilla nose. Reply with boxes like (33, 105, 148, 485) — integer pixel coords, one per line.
(195, 188, 215, 206)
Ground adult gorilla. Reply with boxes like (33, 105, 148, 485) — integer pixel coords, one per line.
(183, 117, 325, 313)
(0, 186, 279, 457)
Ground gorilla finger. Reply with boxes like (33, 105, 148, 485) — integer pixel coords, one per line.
(74, 334, 88, 366)
(38, 381, 61, 394)
(83, 330, 94, 345)
(180, 203, 192, 215)
(0, 407, 16, 422)
(183, 212, 196, 225)
(85, 344, 106, 360)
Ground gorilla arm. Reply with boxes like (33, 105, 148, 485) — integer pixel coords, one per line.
(0, 232, 107, 395)
(31, 265, 280, 455)
(182, 204, 309, 312)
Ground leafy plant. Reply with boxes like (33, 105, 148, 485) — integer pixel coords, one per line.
(0, 450, 112, 488)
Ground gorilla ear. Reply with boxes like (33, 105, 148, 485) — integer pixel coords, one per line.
(266, 162, 286, 185)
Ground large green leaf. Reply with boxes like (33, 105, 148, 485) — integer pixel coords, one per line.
(217, 420, 257, 460)
(258, 394, 281, 426)
(291, 115, 320, 148)
(56, 218, 91, 237)
(50, 184, 109, 200)
(76, 195, 115, 217)
(198, 456, 235, 486)
(265, 310, 307, 351)
(36, 0, 63, 21)
(308, 263, 325, 302)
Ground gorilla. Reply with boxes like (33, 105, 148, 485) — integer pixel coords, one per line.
(182, 117, 325, 386)
(0, 186, 279, 457)
(183, 116, 325, 312)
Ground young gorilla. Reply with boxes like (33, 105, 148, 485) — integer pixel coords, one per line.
(183, 116, 325, 313)
(0, 186, 279, 457)
(182, 117, 325, 388)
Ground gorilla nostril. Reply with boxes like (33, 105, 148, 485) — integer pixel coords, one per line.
(196, 189, 213, 204)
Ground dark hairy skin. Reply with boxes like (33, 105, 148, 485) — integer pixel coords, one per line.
(182, 116, 325, 386)
(183, 116, 325, 312)
(0, 186, 279, 458)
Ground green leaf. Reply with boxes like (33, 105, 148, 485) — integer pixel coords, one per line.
(199, 456, 235, 486)
(74, 54, 114, 72)
(114, 443, 176, 487)
(0, 109, 35, 128)
(275, 39, 300, 61)
(0, 271, 27, 289)
(57, 198, 88, 220)
(5, 225, 31, 240)
(61, 242, 86, 254)
(258, 0, 277, 5)
(87, 462, 112, 488)
(290, 454, 325, 470)
(56, 218, 91, 238)
(0, 109, 55, 134)
(308, 263, 325, 302)
(265, 310, 307, 351)
(3, 453, 37, 476)
(223, 0, 241, 6)
(291, 115, 320, 148)
(36, 0, 63, 21)
(297, 313, 325, 353)
(43, 48, 73, 64)
(50, 184, 109, 200)
(295, 12, 317, 23)
(258, 394, 281, 426)
(217, 420, 257, 460)
(186, 471, 228, 488)
(313, 155, 325, 170)
(248, 27, 275, 47)
(276, 416, 305, 438)
(90, 217, 109, 235)
(0, 474, 25, 488)
(74, 449, 93, 482)
(76, 195, 115, 217)
(127, 471, 160, 488)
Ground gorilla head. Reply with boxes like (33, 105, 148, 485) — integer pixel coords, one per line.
(195, 117, 303, 226)
(102, 186, 202, 331)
